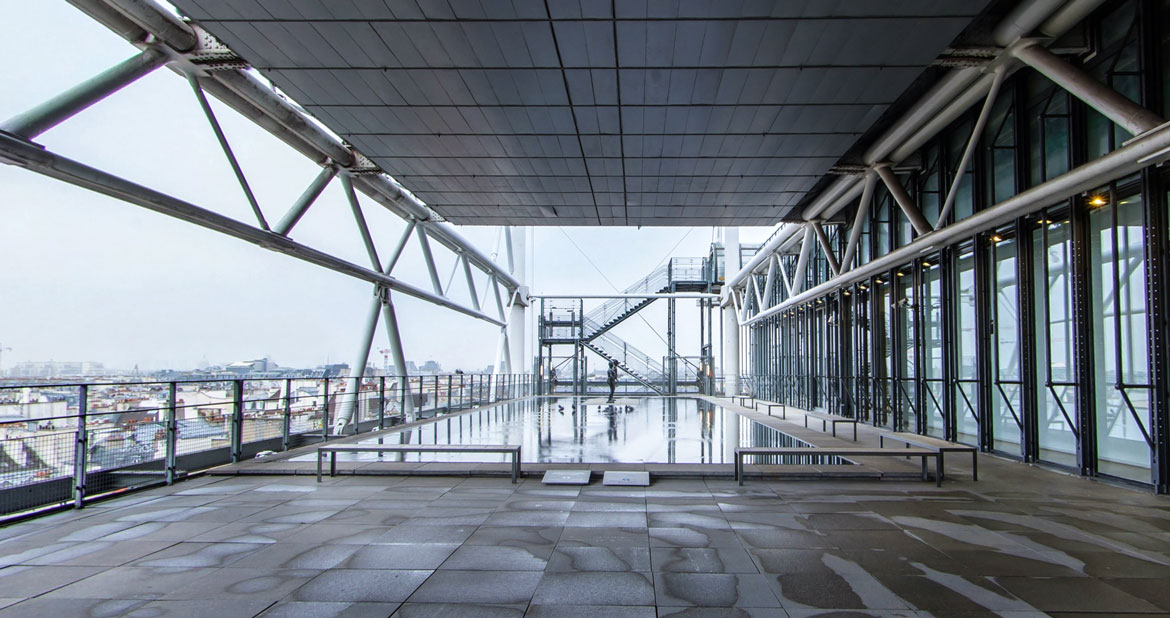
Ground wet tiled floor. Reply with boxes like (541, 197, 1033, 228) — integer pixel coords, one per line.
(2, 455, 1170, 618)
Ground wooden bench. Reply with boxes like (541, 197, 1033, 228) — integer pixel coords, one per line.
(735, 446, 941, 486)
(803, 411, 859, 441)
(759, 402, 786, 418)
(733, 395, 755, 409)
(880, 433, 978, 482)
(317, 444, 522, 483)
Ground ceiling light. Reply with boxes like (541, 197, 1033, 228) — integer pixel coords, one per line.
(1088, 194, 1108, 207)
(991, 234, 1003, 243)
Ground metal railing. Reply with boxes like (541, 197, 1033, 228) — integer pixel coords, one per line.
(0, 372, 532, 519)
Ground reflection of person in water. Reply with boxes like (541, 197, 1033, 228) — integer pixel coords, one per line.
(604, 405, 618, 441)
(606, 360, 619, 402)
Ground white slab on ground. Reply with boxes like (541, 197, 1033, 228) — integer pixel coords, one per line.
(602, 471, 650, 486)
(542, 470, 592, 485)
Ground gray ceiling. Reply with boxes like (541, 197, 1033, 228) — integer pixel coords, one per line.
(174, 0, 990, 226)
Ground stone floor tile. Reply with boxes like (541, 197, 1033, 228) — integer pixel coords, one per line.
(531, 571, 655, 606)
(130, 541, 266, 568)
(654, 573, 782, 608)
(525, 604, 656, 617)
(464, 526, 562, 548)
(0, 565, 103, 598)
(439, 544, 551, 570)
(658, 608, 788, 618)
(292, 569, 432, 603)
(392, 602, 526, 617)
(343, 543, 460, 570)
(164, 567, 321, 601)
(566, 511, 649, 528)
(283, 523, 395, 545)
(546, 546, 651, 572)
(374, 525, 476, 544)
(123, 598, 274, 618)
(650, 548, 760, 574)
(258, 601, 402, 618)
(649, 527, 745, 549)
(0, 598, 151, 618)
(22, 540, 176, 567)
(990, 576, 1163, 613)
(484, 510, 571, 527)
(407, 570, 542, 604)
(42, 566, 218, 599)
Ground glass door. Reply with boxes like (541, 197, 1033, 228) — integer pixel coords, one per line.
(990, 232, 1024, 454)
(1089, 190, 1152, 482)
(1033, 214, 1078, 467)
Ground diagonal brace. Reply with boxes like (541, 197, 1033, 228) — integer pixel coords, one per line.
(2, 48, 168, 139)
(189, 73, 269, 231)
(875, 164, 932, 236)
(274, 164, 337, 236)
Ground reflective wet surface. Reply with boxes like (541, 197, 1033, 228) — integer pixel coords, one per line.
(2, 464, 1170, 617)
(295, 397, 834, 464)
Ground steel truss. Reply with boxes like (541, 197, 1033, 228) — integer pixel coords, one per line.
(1, 0, 527, 434)
(725, 0, 1170, 492)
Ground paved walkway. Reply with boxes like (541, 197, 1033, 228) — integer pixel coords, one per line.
(1, 457, 1169, 617)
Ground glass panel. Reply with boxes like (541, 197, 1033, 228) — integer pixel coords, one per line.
(1033, 218, 1078, 466)
(877, 281, 893, 428)
(955, 252, 979, 445)
(1091, 195, 1151, 481)
(896, 274, 916, 433)
(922, 263, 945, 438)
(992, 237, 1023, 453)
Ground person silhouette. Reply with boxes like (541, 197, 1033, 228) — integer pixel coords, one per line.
(606, 359, 619, 402)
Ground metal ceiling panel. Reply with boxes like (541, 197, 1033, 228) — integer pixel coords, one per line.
(175, 0, 991, 225)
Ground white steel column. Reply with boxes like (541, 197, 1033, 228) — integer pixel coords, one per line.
(334, 292, 382, 434)
(722, 295, 740, 396)
(507, 227, 529, 376)
(381, 295, 414, 422)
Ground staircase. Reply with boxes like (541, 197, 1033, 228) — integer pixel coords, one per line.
(584, 331, 665, 395)
(542, 257, 712, 395)
(581, 263, 670, 341)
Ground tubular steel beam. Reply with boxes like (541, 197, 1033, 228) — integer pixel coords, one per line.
(463, 255, 481, 312)
(1012, 42, 1163, 136)
(812, 221, 841, 276)
(341, 174, 380, 271)
(274, 165, 337, 236)
(937, 67, 1006, 228)
(417, 226, 444, 296)
(761, 254, 777, 309)
(745, 119, 1170, 325)
(790, 225, 816, 296)
(840, 171, 876, 272)
(1, 47, 168, 139)
(0, 132, 506, 327)
(188, 73, 269, 231)
(381, 295, 414, 422)
(875, 164, 932, 236)
(382, 220, 416, 275)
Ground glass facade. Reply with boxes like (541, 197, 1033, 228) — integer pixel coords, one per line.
(743, 0, 1170, 491)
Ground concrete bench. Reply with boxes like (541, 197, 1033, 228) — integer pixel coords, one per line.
(735, 446, 941, 486)
(803, 411, 859, 441)
(759, 402, 786, 418)
(880, 433, 978, 482)
(317, 444, 522, 483)
(733, 395, 755, 409)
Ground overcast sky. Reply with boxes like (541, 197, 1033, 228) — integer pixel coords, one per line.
(0, 1, 772, 374)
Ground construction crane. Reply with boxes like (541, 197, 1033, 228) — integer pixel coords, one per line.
(378, 348, 392, 374)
